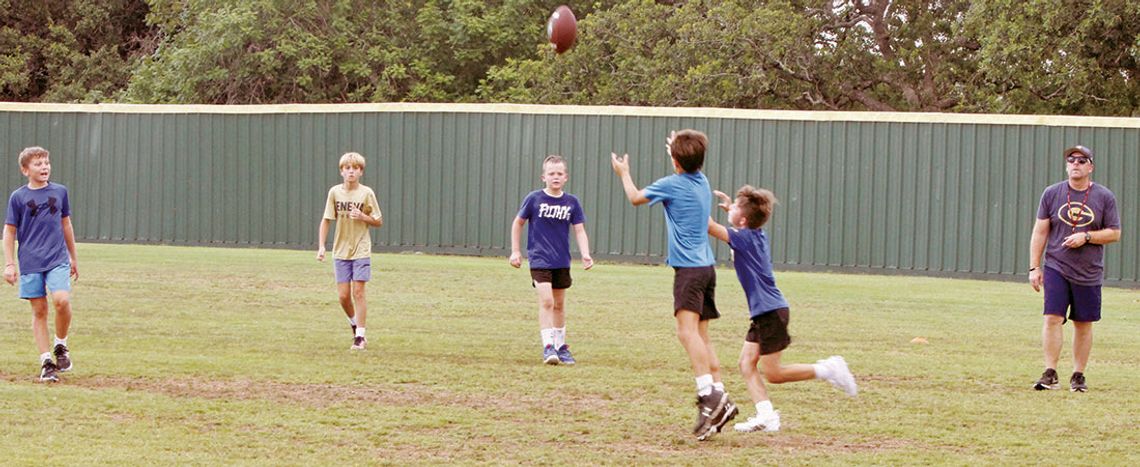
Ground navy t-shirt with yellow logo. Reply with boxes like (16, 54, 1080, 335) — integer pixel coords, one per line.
(1036, 181, 1120, 286)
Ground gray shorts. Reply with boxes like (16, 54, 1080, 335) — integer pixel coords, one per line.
(334, 258, 372, 283)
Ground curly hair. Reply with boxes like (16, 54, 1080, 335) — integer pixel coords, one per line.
(736, 185, 778, 229)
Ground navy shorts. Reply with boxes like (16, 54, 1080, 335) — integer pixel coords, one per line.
(531, 268, 572, 289)
(1043, 266, 1101, 323)
(673, 266, 719, 321)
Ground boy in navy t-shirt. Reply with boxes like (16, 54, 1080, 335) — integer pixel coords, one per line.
(3, 147, 79, 383)
(611, 129, 736, 441)
(510, 155, 593, 365)
(708, 185, 856, 433)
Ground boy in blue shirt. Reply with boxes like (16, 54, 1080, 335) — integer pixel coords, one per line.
(611, 129, 736, 441)
(3, 147, 79, 383)
(708, 186, 856, 433)
(510, 155, 594, 365)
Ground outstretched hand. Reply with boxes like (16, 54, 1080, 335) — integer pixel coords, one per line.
(713, 190, 732, 212)
(610, 152, 630, 176)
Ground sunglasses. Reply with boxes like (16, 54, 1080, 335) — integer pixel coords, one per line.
(1066, 156, 1091, 165)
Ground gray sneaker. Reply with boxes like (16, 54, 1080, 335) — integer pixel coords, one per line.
(54, 343, 72, 372)
(1034, 368, 1059, 390)
(1069, 372, 1087, 392)
(693, 388, 728, 441)
(39, 360, 60, 383)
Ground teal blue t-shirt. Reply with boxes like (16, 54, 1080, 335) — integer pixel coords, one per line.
(643, 172, 715, 267)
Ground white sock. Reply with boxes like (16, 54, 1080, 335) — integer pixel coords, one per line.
(813, 363, 831, 380)
(696, 374, 714, 395)
(347, 316, 357, 327)
(713, 382, 725, 393)
(355, 327, 366, 338)
(54, 336, 67, 347)
(40, 352, 52, 364)
(541, 328, 556, 347)
(755, 400, 774, 417)
(554, 327, 566, 348)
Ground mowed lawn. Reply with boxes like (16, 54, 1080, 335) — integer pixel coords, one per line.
(1, 243, 1138, 465)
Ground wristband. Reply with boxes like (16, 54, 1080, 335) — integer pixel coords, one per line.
(1028, 266, 1039, 272)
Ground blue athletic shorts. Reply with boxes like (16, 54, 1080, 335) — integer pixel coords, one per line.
(334, 258, 372, 283)
(19, 262, 71, 299)
(1043, 266, 1101, 323)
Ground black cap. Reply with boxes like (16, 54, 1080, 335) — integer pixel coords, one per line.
(1065, 145, 1094, 161)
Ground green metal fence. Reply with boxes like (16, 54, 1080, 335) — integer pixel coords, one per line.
(1, 103, 1135, 285)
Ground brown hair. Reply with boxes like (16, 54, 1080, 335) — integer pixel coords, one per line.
(736, 185, 778, 229)
(19, 146, 49, 168)
(669, 129, 707, 173)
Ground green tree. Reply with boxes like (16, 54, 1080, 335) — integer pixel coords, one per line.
(0, 0, 152, 102)
(965, 0, 1140, 116)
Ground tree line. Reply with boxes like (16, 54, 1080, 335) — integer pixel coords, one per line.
(3, 0, 1138, 116)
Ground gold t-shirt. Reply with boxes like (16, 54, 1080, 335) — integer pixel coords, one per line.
(322, 184, 382, 260)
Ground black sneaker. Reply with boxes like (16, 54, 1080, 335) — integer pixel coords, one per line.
(693, 388, 728, 441)
(711, 395, 739, 435)
(1033, 368, 1058, 390)
(54, 343, 72, 372)
(39, 360, 60, 383)
(1070, 372, 1087, 392)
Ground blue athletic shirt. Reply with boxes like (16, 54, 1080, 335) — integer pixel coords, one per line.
(517, 189, 585, 269)
(727, 227, 788, 318)
(643, 172, 715, 267)
(5, 182, 72, 273)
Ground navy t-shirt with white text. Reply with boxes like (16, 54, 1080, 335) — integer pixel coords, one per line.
(517, 189, 585, 269)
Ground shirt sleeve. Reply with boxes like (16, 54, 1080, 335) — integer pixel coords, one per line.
(322, 188, 337, 220)
(1102, 191, 1121, 230)
(1035, 187, 1051, 220)
(367, 190, 382, 220)
(60, 188, 70, 218)
(517, 192, 535, 220)
(643, 176, 673, 206)
(727, 227, 743, 250)
(5, 191, 20, 227)
(570, 196, 585, 225)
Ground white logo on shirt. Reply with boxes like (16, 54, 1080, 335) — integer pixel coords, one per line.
(538, 203, 572, 220)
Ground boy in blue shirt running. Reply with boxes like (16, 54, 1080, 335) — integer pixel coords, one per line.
(3, 147, 79, 383)
(611, 129, 736, 441)
(510, 155, 594, 365)
(708, 185, 857, 433)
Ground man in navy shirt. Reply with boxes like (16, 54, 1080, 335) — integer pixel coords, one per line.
(1029, 145, 1121, 392)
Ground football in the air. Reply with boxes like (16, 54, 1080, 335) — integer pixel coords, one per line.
(547, 5, 577, 54)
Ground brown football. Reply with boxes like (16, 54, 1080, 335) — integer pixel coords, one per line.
(547, 5, 577, 54)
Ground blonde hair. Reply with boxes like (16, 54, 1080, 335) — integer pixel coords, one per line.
(338, 152, 366, 169)
(19, 146, 50, 168)
(542, 154, 566, 171)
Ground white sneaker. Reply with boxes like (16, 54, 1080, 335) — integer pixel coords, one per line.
(821, 355, 858, 396)
(734, 410, 780, 432)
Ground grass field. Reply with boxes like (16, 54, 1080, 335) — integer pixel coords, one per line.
(2, 243, 1138, 465)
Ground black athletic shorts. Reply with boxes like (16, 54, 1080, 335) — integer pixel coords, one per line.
(745, 308, 791, 355)
(531, 268, 572, 289)
(672, 266, 719, 321)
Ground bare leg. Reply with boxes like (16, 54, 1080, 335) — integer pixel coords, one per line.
(351, 281, 367, 329)
(535, 282, 555, 329)
(738, 342, 769, 404)
(698, 319, 721, 383)
(337, 282, 355, 321)
(1072, 321, 1093, 373)
(52, 290, 71, 340)
(675, 310, 711, 376)
(551, 288, 566, 329)
(30, 298, 50, 355)
(1042, 314, 1065, 369)
(759, 351, 816, 384)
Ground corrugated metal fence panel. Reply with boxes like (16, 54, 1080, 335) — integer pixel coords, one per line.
(0, 105, 1136, 284)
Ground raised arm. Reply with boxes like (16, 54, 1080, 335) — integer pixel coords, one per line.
(708, 217, 729, 244)
(610, 153, 649, 206)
